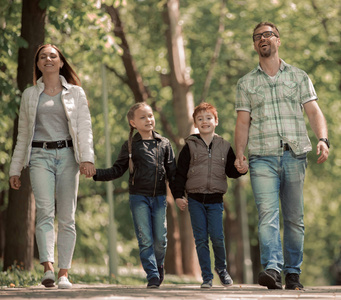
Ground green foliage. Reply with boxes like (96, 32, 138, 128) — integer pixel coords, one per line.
(0, 261, 40, 288)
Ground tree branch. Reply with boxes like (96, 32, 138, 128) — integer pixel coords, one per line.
(200, 0, 227, 102)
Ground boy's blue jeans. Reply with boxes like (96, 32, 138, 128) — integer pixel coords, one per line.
(129, 194, 167, 281)
(188, 197, 227, 282)
(249, 150, 307, 275)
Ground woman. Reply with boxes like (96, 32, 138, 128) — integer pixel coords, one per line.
(9, 44, 95, 289)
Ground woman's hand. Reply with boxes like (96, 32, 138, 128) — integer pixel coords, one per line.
(80, 162, 96, 178)
(10, 176, 21, 190)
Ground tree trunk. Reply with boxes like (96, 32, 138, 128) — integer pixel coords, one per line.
(162, 0, 200, 278)
(103, 4, 149, 103)
(3, 0, 45, 271)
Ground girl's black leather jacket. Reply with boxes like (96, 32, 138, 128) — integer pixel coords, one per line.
(94, 131, 176, 196)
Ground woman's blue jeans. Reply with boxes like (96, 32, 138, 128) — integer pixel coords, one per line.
(249, 150, 307, 275)
(29, 147, 79, 269)
(129, 194, 167, 281)
(188, 197, 227, 281)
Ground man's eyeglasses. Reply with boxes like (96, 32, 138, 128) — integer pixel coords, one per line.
(253, 31, 279, 42)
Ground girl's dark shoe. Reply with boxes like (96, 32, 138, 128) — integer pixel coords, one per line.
(147, 277, 160, 289)
(258, 269, 283, 289)
(285, 273, 304, 290)
(158, 265, 164, 285)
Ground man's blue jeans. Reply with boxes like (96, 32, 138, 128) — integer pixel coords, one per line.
(249, 150, 307, 275)
(129, 194, 167, 281)
(188, 197, 227, 282)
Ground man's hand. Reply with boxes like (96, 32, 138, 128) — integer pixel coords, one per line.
(234, 155, 249, 173)
(316, 141, 329, 164)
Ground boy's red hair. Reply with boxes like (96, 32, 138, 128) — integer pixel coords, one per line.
(192, 102, 218, 122)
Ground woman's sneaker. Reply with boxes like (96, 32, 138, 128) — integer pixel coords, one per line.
(57, 276, 72, 289)
(201, 279, 212, 289)
(41, 270, 55, 288)
(214, 268, 233, 286)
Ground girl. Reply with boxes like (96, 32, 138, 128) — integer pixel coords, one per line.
(93, 102, 176, 288)
(9, 44, 95, 289)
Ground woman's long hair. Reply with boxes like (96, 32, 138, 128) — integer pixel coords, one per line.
(126, 102, 152, 174)
(33, 44, 81, 86)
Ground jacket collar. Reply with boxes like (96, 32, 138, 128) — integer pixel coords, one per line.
(36, 75, 72, 90)
(132, 131, 162, 142)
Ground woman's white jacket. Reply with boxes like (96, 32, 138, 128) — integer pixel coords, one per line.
(9, 76, 95, 177)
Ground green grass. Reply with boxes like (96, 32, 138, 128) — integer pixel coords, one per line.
(0, 260, 198, 288)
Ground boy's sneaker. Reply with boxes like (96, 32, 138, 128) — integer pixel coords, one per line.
(147, 277, 160, 289)
(285, 273, 304, 290)
(214, 268, 233, 286)
(158, 265, 164, 285)
(258, 269, 282, 289)
(201, 279, 212, 289)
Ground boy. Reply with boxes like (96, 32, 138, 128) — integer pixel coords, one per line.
(172, 102, 248, 288)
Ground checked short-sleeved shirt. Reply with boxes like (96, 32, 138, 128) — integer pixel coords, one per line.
(235, 59, 317, 156)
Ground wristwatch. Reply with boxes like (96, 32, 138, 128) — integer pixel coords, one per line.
(319, 138, 330, 148)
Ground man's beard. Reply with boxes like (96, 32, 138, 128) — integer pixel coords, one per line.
(259, 43, 271, 57)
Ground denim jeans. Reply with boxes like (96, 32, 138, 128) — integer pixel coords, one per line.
(188, 197, 227, 281)
(129, 194, 167, 281)
(29, 147, 79, 269)
(249, 150, 307, 275)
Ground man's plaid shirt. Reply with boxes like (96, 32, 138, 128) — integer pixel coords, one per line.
(235, 59, 317, 156)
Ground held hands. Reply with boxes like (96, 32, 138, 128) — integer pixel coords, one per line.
(9, 176, 21, 190)
(80, 162, 96, 178)
(317, 141, 329, 164)
(234, 155, 249, 173)
(176, 197, 188, 211)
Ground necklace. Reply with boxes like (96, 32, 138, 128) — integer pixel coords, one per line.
(45, 85, 62, 94)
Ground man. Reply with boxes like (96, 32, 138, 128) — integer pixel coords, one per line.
(234, 22, 329, 290)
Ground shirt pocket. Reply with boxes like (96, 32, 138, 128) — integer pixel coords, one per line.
(282, 81, 298, 99)
(247, 86, 266, 117)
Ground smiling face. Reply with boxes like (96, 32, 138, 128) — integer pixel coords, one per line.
(194, 110, 218, 136)
(129, 105, 155, 137)
(36, 46, 64, 74)
(253, 25, 281, 58)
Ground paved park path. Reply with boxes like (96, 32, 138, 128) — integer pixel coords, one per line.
(1, 284, 341, 300)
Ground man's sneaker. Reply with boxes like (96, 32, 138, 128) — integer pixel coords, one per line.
(201, 279, 212, 289)
(285, 273, 304, 290)
(41, 270, 55, 288)
(147, 277, 160, 289)
(57, 276, 72, 289)
(214, 268, 233, 286)
(258, 269, 282, 289)
(158, 265, 164, 285)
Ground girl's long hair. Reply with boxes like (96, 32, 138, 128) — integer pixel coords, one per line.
(33, 44, 81, 86)
(126, 102, 152, 174)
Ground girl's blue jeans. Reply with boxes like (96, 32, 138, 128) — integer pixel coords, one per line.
(249, 150, 307, 275)
(188, 197, 227, 282)
(129, 194, 167, 281)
